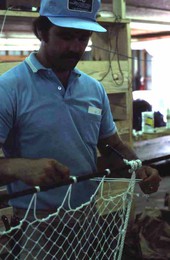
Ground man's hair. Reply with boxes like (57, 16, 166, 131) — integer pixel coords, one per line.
(32, 16, 53, 41)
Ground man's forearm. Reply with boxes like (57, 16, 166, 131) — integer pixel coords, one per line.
(97, 133, 139, 175)
(0, 158, 18, 186)
(0, 157, 70, 187)
(0, 158, 44, 186)
(110, 141, 139, 161)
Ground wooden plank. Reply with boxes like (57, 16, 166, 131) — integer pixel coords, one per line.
(77, 60, 130, 92)
(0, 9, 131, 22)
(116, 121, 132, 144)
(116, 120, 131, 133)
(91, 24, 129, 61)
(112, 0, 126, 18)
(0, 10, 38, 18)
(108, 93, 127, 120)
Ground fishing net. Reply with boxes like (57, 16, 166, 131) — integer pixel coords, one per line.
(0, 172, 136, 260)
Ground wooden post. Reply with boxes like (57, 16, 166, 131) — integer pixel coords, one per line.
(112, 0, 126, 19)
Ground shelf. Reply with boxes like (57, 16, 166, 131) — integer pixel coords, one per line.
(133, 127, 170, 142)
(0, 9, 38, 17)
(0, 10, 130, 22)
(97, 17, 130, 24)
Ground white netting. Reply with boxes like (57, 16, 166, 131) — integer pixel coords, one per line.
(0, 173, 136, 260)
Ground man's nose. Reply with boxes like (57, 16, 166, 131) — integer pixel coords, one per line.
(68, 38, 83, 52)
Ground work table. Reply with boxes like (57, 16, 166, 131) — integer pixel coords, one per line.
(133, 135, 170, 165)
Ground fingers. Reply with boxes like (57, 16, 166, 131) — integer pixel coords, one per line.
(139, 181, 160, 194)
(44, 159, 70, 184)
(16, 158, 70, 186)
(52, 160, 70, 180)
(137, 166, 161, 194)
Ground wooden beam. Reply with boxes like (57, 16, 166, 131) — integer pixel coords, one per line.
(0, 10, 38, 18)
(131, 31, 170, 39)
(112, 0, 126, 19)
(126, 6, 170, 23)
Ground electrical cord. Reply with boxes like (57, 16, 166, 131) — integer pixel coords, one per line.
(0, 8, 9, 37)
(96, 24, 125, 86)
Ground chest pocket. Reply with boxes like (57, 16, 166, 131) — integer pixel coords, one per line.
(83, 113, 101, 145)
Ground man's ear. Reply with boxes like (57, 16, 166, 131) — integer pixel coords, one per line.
(41, 31, 49, 43)
(37, 30, 48, 43)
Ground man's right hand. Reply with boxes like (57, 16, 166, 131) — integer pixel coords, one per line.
(0, 158, 70, 186)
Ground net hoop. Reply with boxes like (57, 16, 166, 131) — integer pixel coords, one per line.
(0, 173, 136, 260)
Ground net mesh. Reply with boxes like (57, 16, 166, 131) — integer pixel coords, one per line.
(0, 173, 136, 260)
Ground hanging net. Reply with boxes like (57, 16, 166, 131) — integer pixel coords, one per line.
(0, 171, 137, 260)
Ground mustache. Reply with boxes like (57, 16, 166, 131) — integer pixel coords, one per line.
(61, 52, 81, 60)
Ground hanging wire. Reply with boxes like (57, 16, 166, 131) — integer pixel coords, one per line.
(110, 25, 125, 86)
(95, 24, 125, 85)
(97, 28, 113, 82)
(0, 9, 9, 38)
(92, 44, 152, 63)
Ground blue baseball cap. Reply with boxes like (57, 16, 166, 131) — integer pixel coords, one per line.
(39, 0, 106, 32)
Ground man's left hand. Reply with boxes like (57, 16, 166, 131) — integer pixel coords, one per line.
(136, 166, 161, 194)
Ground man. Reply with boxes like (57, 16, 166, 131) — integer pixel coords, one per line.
(0, 0, 161, 258)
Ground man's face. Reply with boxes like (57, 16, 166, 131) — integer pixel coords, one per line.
(43, 26, 91, 71)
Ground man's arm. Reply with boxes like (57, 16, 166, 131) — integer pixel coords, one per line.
(97, 132, 139, 173)
(98, 132, 138, 161)
(97, 132, 161, 194)
(0, 144, 70, 187)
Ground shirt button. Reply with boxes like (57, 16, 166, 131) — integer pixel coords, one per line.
(58, 86, 62, 90)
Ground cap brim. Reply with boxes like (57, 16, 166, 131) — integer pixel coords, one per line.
(48, 17, 107, 32)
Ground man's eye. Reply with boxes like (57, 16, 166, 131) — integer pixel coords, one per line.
(59, 34, 89, 42)
(60, 35, 73, 41)
(79, 36, 89, 42)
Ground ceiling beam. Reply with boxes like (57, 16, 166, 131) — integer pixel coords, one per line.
(126, 5, 170, 23)
(131, 31, 170, 39)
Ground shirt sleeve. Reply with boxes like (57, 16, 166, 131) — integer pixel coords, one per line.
(99, 84, 117, 139)
(0, 81, 16, 144)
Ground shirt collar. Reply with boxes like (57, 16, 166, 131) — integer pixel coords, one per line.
(25, 52, 45, 72)
(25, 52, 81, 78)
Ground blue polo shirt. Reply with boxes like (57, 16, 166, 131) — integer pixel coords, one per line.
(0, 53, 116, 210)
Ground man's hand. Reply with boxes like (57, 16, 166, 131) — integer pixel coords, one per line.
(11, 158, 70, 187)
(136, 166, 161, 194)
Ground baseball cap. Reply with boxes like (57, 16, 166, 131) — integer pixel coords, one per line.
(39, 0, 106, 32)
